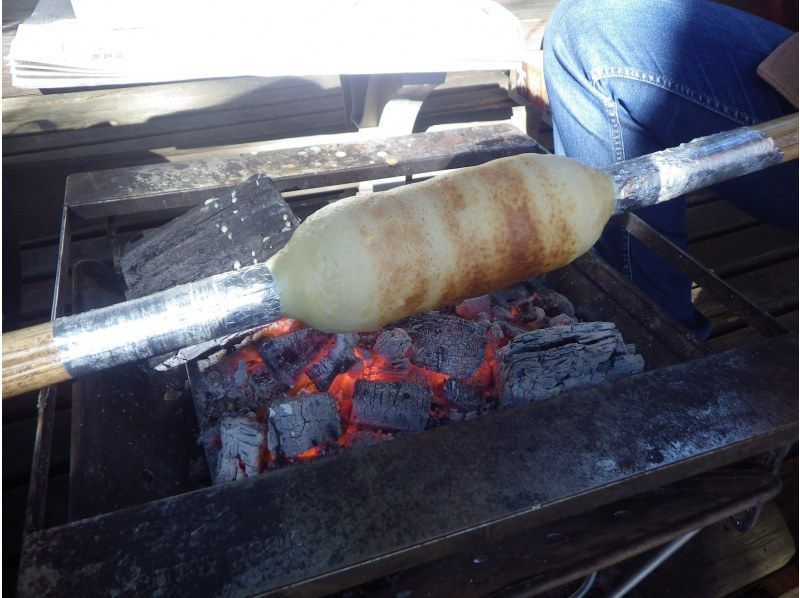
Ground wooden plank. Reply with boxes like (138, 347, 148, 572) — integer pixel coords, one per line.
(692, 258, 798, 320)
(3, 75, 341, 132)
(4, 100, 347, 163)
(4, 86, 345, 154)
(630, 501, 795, 597)
(687, 199, 758, 242)
(687, 224, 798, 276)
(3, 111, 350, 241)
(705, 312, 797, 353)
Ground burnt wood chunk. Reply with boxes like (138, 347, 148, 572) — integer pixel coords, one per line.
(497, 322, 645, 408)
(527, 278, 576, 317)
(402, 312, 489, 378)
(441, 379, 486, 412)
(373, 328, 412, 362)
(455, 295, 492, 319)
(214, 415, 266, 484)
(260, 328, 330, 388)
(267, 393, 341, 458)
(351, 380, 431, 432)
(121, 173, 298, 299)
(305, 334, 358, 391)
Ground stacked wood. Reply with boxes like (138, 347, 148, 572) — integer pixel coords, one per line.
(497, 322, 644, 408)
(213, 415, 266, 484)
(267, 393, 341, 458)
(351, 380, 431, 432)
(259, 328, 329, 388)
(402, 313, 489, 377)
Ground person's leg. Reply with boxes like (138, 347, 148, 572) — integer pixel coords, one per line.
(543, 0, 797, 330)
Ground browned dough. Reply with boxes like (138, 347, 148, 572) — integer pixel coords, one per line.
(268, 153, 614, 332)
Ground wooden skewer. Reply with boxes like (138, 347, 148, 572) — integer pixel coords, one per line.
(2, 113, 797, 399)
(752, 113, 799, 162)
(2, 323, 70, 397)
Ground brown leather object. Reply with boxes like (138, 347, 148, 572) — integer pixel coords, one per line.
(757, 33, 798, 107)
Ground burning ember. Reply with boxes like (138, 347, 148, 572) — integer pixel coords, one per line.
(194, 279, 644, 484)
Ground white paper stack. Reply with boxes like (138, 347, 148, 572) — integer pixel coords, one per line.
(9, 0, 524, 89)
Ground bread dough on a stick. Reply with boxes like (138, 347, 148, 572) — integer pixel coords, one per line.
(268, 153, 614, 332)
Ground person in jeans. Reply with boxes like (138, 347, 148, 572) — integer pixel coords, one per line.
(543, 0, 798, 338)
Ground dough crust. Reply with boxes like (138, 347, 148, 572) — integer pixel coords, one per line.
(268, 153, 614, 332)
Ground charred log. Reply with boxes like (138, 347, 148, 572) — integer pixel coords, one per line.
(213, 415, 266, 484)
(260, 328, 330, 388)
(402, 312, 489, 378)
(305, 333, 358, 391)
(351, 380, 431, 432)
(121, 173, 299, 369)
(267, 393, 341, 458)
(121, 173, 298, 299)
(497, 322, 644, 408)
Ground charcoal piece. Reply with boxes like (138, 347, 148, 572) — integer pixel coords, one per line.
(351, 380, 431, 432)
(489, 282, 531, 307)
(527, 278, 576, 317)
(441, 379, 487, 412)
(497, 319, 529, 339)
(373, 328, 412, 362)
(513, 298, 547, 324)
(260, 328, 330, 388)
(549, 313, 578, 326)
(497, 322, 645, 408)
(194, 350, 280, 428)
(267, 393, 341, 458)
(305, 333, 358, 391)
(455, 295, 492, 319)
(402, 312, 489, 378)
(214, 415, 266, 484)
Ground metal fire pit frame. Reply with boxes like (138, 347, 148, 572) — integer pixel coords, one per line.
(18, 124, 798, 596)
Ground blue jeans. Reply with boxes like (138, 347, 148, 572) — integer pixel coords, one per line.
(543, 0, 797, 332)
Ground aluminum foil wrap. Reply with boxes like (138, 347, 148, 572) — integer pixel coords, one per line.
(606, 127, 784, 215)
(53, 263, 281, 377)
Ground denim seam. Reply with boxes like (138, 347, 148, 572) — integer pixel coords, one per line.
(589, 66, 755, 125)
(595, 78, 634, 282)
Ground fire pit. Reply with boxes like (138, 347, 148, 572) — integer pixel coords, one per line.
(16, 125, 797, 596)
(189, 276, 645, 484)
